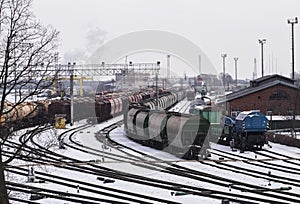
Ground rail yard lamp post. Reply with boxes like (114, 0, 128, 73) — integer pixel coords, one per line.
(287, 17, 298, 81)
(258, 39, 266, 77)
(155, 61, 160, 110)
(69, 62, 76, 126)
(234, 57, 239, 87)
(221, 54, 227, 90)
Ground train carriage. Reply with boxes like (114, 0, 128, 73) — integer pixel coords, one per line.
(121, 96, 130, 113)
(48, 99, 71, 123)
(124, 107, 140, 140)
(134, 109, 150, 145)
(217, 110, 269, 151)
(234, 110, 269, 150)
(108, 98, 116, 116)
(115, 98, 123, 115)
(165, 113, 210, 159)
(148, 111, 168, 149)
(95, 99, 111, 123)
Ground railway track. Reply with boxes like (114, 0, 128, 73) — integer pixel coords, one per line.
(4, 121, 284, 204)
(5, 107, 300, 203)
(204, 147, 300, 199)
(5, 123, 181, 204)
(97, 121, 300, 203)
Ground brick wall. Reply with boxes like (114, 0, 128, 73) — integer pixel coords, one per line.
(228, 84, 300, 115)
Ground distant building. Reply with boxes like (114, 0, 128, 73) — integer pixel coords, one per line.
(216, 74, 300, 117)
(115, 71, 150, 91)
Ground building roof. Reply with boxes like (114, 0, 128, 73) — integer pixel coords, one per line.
(250, 74, 294, 87)
(216, 74, 299, 104)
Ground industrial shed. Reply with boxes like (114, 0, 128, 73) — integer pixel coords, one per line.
(216, 74, 300, 118)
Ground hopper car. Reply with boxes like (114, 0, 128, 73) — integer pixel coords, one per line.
(124, 104, 211, 160)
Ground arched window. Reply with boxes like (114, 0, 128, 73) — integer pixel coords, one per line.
(269, 90, 289, 100)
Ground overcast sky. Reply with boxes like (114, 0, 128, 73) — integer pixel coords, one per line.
(32, 0, 300, 79)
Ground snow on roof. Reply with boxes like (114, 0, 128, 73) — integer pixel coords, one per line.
(266, 115, 300, 121)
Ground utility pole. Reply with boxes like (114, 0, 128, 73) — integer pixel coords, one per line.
(287, 17, 298, 80)
(167, 55, 170, 79)
(234, 57, 239, 87)
(221, 54, 227, 90)
(253, 58, 257, 80)
(155, 61, 160, 110)
(258, 39, 266, 77)
(69, 62, 75, 126)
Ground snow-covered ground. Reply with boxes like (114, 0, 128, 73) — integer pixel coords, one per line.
(6, 99, 300, 203)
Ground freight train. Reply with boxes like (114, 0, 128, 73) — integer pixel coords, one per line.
(219, 110, 269, 151)
(94, 89, 185, 123)
(0, 88, 187, 136)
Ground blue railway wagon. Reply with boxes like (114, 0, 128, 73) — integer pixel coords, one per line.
(234, 110, 269, 150)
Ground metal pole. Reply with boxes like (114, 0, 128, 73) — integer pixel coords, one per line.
(221, 54, 227, 90)
(261, 42, 264, 77)
(234, 57, 239, 87)
(259, 39, 266, 77)
(288, 17, 298, 80)
(253, 58, 257, 80)
(167, 55, 170, 79)
(69, 62, 74, 126)
(288, 17, 298, 134)
(292, 23, 295, 80)
(155, 61, 160, 110)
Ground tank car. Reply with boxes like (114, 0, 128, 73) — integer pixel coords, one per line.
(95, 93, 131, 123)
(124, 107, 140, 140)
(161, 112, 210, 159)
(124, 105, 211, 160)
(1, 100, 50, 135)
(148, 111, 169, 149)
(140, 92, 151, 101)
(108, 98, 120, 117)
(141, 91, 179, 110)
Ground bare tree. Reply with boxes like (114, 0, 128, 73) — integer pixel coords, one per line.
(0, 0, 59, 202)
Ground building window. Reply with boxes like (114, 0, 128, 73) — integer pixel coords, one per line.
(266, 110, 273, 116)
(287, 109, 293, 116)
(269, 90, 290, 100)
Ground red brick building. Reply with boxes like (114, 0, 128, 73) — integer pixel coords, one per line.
(216, 75, 300, 117)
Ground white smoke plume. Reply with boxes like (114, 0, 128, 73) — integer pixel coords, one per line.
(63, 27, 107, 63)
